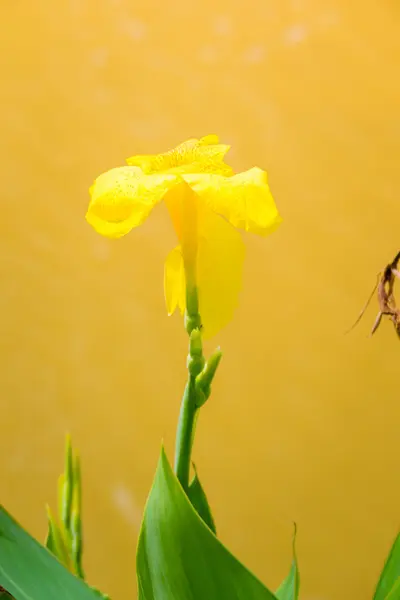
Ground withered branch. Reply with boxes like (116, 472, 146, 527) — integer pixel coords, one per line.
(347, 251, 400, 338)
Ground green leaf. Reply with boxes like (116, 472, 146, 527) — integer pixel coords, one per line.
(61, 434, 74, 531)
(90, 587, 111, 600)
(44, 518, 56, 555)
(0, 506, 101, 600)
(137, 447, 278, 600)
(188, 464, 216, 534)
(374, 534, 400, 600)
(275, 525, 299, 600)
(45, 505, 71, 569)
(385, 579, 400, 600)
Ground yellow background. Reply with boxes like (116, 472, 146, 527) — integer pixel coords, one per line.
(2, 2, 400, 599)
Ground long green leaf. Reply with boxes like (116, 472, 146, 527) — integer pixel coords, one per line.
(374, 534, 400, 600)
(188, 464, 216, 534)
(137, 447, 278, 600)
(0, 507, 101, 600)
(385, 578, 400, 600)
(275, 525, 299, 600)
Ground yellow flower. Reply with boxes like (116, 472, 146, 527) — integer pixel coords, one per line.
(86, 135, 282, 337)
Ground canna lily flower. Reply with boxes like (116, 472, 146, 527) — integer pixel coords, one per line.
(86, 135, 281, 337)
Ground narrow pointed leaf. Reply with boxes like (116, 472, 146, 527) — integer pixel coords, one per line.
(61, 434, 74, 531)
(71, 452, 85, 579)
(374, 534, 400, 600)
(45, 506, 71, 570)
(0, 507, 101, 600)
(275, 525, 299, 600)
(90, 588, 111, 600)
(188, 464, 217, 534)
(44, 521, 56, 555)
(137, 447, 278, 600)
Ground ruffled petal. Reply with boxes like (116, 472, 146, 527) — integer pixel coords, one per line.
(86, 166, 177, 239)
(196, 202, 245, 338)
(126, 135, 233, 176)
(184, 167, 282, 236)
(164, 246, 186, 316)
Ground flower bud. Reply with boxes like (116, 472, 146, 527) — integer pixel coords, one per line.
(195, 348, 222, 406)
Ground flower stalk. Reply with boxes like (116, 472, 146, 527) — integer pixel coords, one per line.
(174, 314, 204, 490)
(174, 283, 222, 490)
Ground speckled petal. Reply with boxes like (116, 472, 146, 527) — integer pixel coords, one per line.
(184, 167, 282, 236)
(126, 135, 233, 176)
(86, 166, 177, 239)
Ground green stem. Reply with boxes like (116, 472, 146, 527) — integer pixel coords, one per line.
(175, 258, 203, 490)
(174, 376, 198, 491)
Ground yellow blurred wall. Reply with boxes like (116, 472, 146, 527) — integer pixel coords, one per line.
(1, 1, 400, 599)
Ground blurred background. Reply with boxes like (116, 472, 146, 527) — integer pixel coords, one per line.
(1, 1, 400, 599)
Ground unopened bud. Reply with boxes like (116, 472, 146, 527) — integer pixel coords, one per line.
(184, 311, 202, 335)
(187, 328, 205, 377)
(195, 348, 222, 407)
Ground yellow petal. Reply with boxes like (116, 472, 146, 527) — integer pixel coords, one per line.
(184, 167, 282, 236)
(164, 246, 186, 316)
(164, 182, 200, 282)
(164, 200, 245, 337)
(86, 166, 177, 239)
(196, 202, 245, 338)
(126, 135, 233, 176)
(198, 134, 220, 145)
